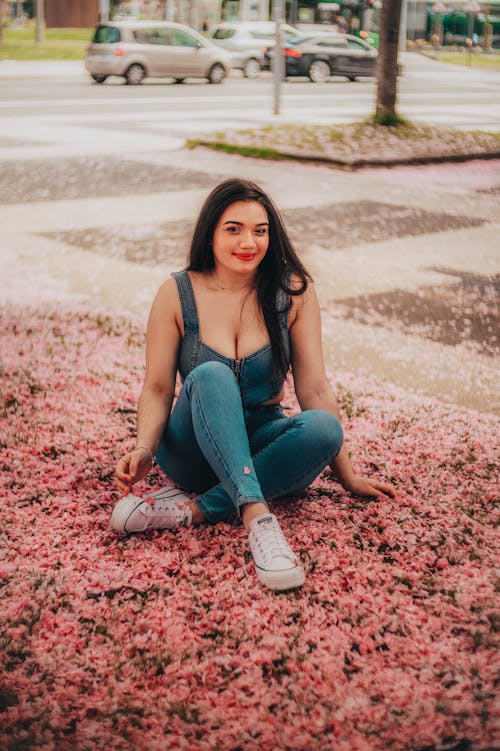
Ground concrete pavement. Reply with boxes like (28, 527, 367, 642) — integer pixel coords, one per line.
(0, 61, 498, 415)
(0, 60, 87, 78)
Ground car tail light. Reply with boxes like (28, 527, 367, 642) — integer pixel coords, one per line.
(285, 48, 302, 58)
(115, 45, 124, 57)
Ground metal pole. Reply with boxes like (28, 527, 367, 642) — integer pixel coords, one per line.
(468, 13, 474, 39)
(399, 0, 407, 52)
(99, 0, 109, 23)
(190, 0, 198, 30)
(272, 0, 283, 116)
(166, 0, 175, 21)
(35, 0, 44, 44)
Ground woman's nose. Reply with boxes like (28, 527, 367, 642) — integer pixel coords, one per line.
(239, 230, 256, 248)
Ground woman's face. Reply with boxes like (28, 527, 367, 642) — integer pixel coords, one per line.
(211, 200, 269, 276)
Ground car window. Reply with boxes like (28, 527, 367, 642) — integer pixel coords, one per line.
(247, 28, 298, 41)
(92, 25, 121, 44)
(133, 28, 170, 45)
(249, 30, 275, 39)
(316, 37, 347, 47)
(169, 28, 200, 47)
(212, 28, 236, 40)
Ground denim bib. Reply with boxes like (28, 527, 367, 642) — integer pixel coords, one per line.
(172, 270, 290, 408)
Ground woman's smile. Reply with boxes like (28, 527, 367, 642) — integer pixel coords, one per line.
(234, 253, 256, 262)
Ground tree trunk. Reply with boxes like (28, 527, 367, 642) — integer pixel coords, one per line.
(375, 0, 403, 124)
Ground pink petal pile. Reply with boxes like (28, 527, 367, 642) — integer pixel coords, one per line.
(0, 304, 498, 751)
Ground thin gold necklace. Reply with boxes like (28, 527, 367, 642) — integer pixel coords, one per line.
(209, 274, 253, 293)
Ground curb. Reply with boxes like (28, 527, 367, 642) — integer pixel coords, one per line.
(189, 140, 500, 171)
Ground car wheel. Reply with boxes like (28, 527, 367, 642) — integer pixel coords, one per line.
(347, 76, 357, 82)
(308, 59, 331, 83)
(243, 57, 261, 79)
(208, 63, 225, 84)
(174, 78, 184, 84)
(91, 74, 108, 84)
(125, 64, 145, 85)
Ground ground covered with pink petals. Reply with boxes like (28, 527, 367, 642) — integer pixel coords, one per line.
(1, 304, 498, 751)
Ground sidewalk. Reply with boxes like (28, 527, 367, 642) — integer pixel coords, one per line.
(1, 144, 498, 414)
(0, 59, 87, 78)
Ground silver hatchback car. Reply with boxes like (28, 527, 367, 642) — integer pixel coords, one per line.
(85, 21, 232, 84)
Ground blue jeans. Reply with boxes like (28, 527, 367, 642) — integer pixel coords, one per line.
(156, 362, 343, 524)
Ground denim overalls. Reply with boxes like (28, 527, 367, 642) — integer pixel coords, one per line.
(172, 269, 290, 408)
(156, 270, 343, 524)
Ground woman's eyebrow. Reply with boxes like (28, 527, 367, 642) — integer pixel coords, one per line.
(222, 220, 269, 226)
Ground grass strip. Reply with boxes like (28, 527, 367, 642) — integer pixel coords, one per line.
(419, 50, 500, 70)
(0, 27, 92, 60)
(187, 121, 500, 170)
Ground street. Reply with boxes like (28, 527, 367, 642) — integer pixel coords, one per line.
(0, 52, 500, 133)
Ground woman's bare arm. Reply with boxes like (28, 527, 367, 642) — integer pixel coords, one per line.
(290, 282, 395, 500)
(115, 278, 181, 494)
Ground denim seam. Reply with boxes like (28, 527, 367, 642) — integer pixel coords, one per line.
(196, 494, 267, 525)
(191, 336, 199, 372)
(191, 380, 238, 497)
(195, 496, 220, 525)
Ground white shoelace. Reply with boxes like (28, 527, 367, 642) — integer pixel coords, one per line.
(141, 487, 191, 529)
(145, 486, 188, 503)
(250, 516, 297, 568)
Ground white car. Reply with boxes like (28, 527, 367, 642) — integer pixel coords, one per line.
(209, 21, 300, 77)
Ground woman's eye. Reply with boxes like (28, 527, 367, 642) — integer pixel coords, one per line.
(226, 226, 239, 233)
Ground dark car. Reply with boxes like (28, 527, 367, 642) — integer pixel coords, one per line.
(267, 33, 378, 83)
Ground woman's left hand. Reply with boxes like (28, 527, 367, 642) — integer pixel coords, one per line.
(343, 474, 396, 501)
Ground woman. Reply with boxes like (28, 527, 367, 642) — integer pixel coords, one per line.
(112, 178, 394, 591)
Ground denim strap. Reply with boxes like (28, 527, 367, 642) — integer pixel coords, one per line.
(172, 270, 199, 335)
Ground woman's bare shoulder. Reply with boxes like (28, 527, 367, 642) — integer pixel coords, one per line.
(289, 273, 316, 320)
(153, 276, 181, 306)
(150, 277, 183, 330)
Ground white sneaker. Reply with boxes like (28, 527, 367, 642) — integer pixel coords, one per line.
(248, 513, 305, 591)
(110, 486, 192, 534)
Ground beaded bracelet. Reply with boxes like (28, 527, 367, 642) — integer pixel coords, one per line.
(133, 445, 156, 466)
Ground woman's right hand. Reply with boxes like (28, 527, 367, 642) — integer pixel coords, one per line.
(115, 447, 153, 495)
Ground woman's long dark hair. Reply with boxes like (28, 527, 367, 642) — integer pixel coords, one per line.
(187, 178, 312, 378)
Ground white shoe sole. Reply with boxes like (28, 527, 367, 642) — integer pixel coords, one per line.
(255, 565, 305, 591)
